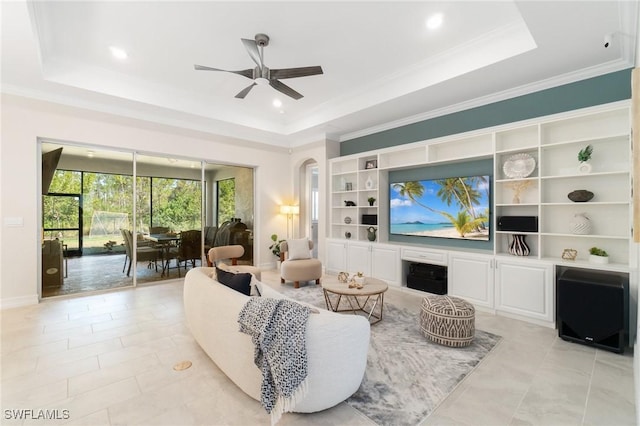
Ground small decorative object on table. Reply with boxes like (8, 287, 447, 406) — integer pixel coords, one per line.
(337, 272, 349, 283)
(561, 249, 578, 261)
(568, 189, 594, 202)
(577, 144, 593, 174)
(589, 246, 609, 264)
(349, 272, 365, 289)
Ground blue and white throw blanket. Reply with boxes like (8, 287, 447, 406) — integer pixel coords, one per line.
(238, 298, 312, 425)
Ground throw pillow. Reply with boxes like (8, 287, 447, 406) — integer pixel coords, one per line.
(287, 238, 311, 260)
(216, 266, 251, 296)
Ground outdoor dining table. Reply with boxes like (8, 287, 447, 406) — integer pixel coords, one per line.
(144, 233, 180, 276)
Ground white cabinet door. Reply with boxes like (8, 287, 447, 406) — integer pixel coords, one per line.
(448, 253, 494, 308)
(347, 242, 372, 276)
(371, 244, 400, 286)
(495, 259, 554, 323)
(326, 239, 348, 274)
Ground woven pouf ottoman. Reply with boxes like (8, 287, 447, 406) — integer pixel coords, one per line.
(420, 295, 475, 347)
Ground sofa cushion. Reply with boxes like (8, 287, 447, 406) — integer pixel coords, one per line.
(216, 266, 251, 296)
(287, 238, 311, 260)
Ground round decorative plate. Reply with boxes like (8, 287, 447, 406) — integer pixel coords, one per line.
(344, 216, 352, 224)
(503, 153, 535, 179)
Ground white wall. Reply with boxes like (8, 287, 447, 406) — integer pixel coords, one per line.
(0, 94, 295, 308)
(289, 139, 340, 269)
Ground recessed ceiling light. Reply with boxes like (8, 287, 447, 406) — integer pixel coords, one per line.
(426, 13, 443, 30)
(109, 46, 128, 60)
(273, 99, 282, 108)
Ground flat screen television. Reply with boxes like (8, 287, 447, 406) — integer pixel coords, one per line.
(389, 175, 490, 241)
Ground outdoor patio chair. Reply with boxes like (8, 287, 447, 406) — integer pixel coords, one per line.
(176, 229, 202, 277)
(121, 229, 162, 277)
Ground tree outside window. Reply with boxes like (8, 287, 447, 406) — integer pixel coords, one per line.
(217, 178, 235, 226)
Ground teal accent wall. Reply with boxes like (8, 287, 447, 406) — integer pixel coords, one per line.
(388, 159, 494, 251)
(341, 69, 632, 156)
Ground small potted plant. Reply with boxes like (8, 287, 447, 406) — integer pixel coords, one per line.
(589, 246, 609, 264)
(367, 196, 376, 206)
(578, 144, 593, 173)
(269, 233, 285, 258)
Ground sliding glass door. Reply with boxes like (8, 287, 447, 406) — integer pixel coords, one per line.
(41, 144, 134, 297)
(41, 142, 255, 298)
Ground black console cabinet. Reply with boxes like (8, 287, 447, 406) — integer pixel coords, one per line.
(556, 268, 627, 354)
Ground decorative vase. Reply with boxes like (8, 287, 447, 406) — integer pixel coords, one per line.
(578, 162, 592, 174)
(567, 190, 594, 202)
(368, 200, 375, 206)
(569, 213, 591, 235)
(365, 176, 374, 190)
(508, 234, 530, 256)
(345, 231, 351, 239)
(367, 227, 377, 241)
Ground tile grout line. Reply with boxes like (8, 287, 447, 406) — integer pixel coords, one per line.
(581, 348, 599, 425)
(508, 335, 557, 425)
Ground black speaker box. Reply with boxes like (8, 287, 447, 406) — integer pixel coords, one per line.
(407, 263, 447, 295)
(362, 214, 377, 225)
(557, 268, 627, 353)
(497, 216, 538, 232)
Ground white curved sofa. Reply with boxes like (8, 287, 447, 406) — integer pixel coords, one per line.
(183, 267, 371, 413)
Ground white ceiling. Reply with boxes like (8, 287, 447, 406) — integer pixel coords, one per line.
(2, 1, 638, 149)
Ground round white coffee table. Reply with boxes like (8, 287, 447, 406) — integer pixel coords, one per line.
(322, 277, 388, 324)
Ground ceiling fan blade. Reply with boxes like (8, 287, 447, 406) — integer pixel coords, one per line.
(241, 38, 263, 69)
(269, 79, 303, 100)
(235, 82, 257, 99)
(194, 65, 254, 79)
(270, 66, 323, 80)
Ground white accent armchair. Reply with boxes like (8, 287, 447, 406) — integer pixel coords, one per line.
(280, 239, 322, 289)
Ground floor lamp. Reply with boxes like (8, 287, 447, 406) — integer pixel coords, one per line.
(280, 205, 299, 239)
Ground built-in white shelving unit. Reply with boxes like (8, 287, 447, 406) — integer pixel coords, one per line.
(328, 101, 635, 328)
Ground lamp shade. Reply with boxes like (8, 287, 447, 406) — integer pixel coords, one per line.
(280, 205, 299, 215)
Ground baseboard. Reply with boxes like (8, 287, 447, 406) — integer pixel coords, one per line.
(1, 294, 39, 310)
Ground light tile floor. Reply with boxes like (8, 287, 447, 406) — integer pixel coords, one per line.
(1, 269, 636, 425)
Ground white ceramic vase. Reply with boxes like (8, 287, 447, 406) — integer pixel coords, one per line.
(365, 176, 374, 190)
(578, 162, 592, 174)
(570, 213, 591, 235)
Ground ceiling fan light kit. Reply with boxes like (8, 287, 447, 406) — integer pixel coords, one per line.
(194, 33, 323, 100)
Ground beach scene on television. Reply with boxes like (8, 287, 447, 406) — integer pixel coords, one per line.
(390, 176, 490, 241)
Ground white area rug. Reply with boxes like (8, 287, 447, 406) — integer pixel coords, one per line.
(279, 282, 501, 425)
